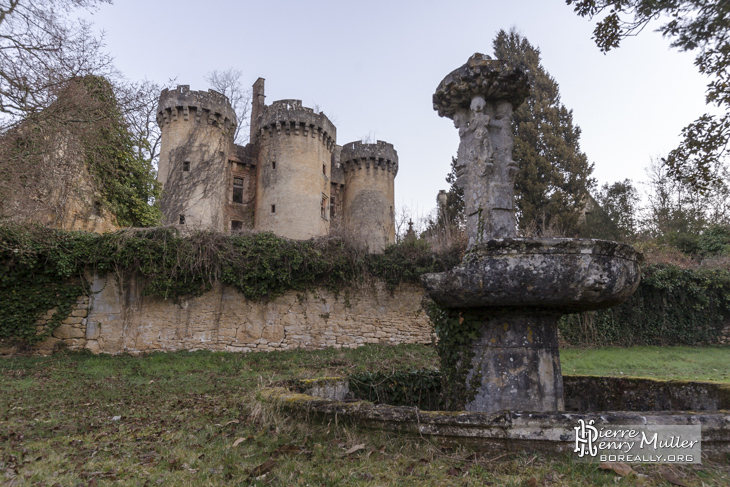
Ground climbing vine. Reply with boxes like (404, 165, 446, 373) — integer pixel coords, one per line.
(348, 369, 443, 410)
(0, 226, 93, 344)
(559, 264, 730, 346)
(0, 225, 459, 344)
(426, 303, 485, 410)
(76, 76, 161, 227)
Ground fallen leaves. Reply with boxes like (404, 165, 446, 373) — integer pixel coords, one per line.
(599, 461, 635, 477)
(247, 459, 277, 480)
(342, 443, 366, 457)
(658, 466, 690, 486)
(231, 437, 248, 448)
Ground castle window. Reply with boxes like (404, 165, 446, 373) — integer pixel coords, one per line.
(271, 204, 276, 213)
(321, 194, 329, 220)
(231, 220, 243, 232)
(272, 161, 276, 169)
(330, 196, 336, 218)
(322, 164, 326, 175)
(232, 177, 244, 204)
(183, 160, 190, 172)
(179, 214, 186, 225)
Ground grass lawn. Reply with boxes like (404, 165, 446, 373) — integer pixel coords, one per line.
(1, 344, 729, 486)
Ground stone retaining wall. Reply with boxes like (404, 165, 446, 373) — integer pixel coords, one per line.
(10, 276, 433, 355)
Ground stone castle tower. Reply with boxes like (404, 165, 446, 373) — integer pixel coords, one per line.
(156, 78, 398, 252)
(340, 141, 398, 252)
(157, 86, 237, 232)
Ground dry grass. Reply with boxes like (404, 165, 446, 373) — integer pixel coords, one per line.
(1, 344, 728, 486)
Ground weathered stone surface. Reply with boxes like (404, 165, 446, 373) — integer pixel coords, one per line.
(433, 54, 529, 245)
(74, 275, 433, 355)
(156, 79, 397, 254)
(564, 376, 730, 412)
(35, 336, 61, 351)
(340, 141, 398, 253)
(433, 53, 530, 118)
(255, 98, 336, 240)
(86, 320, 100, 340)
(52, 324, 86, 339)
(427, 55, 643, 414)
(423, 238, 642, 312)
(464, 311, 564, 412)
(85, 339, 101, 354)
(262, 383, 730, 461)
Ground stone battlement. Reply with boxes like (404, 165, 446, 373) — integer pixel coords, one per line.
(258, 99, 336, 151)
(157, 85, 237, 133)
(340, 140, 398, 174)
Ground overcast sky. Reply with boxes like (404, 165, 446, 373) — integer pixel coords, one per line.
(86, 0, 713, 220)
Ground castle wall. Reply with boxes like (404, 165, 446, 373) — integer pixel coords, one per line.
(341, 141, 398, 252)
(225, 145, 257, 231)
(13, 277, 434, 355)
(255, 100, 336, 240)
(157, 86, 237, 232)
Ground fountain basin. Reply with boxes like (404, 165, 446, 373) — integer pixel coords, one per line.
(260, 375, 730, 461)
(422, 238, 642, 312)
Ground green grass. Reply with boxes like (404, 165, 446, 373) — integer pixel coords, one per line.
(1, 344, 729, 486)
(561, 346, 730, 382)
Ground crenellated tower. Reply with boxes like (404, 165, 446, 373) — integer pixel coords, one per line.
(340, 140, 398, 253)
(255, 99, 337, 240)
(156, 85, 237, 231)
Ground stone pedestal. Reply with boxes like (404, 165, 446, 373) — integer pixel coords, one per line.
(464, 310, 563, 412)
(427, 53, 642, 413)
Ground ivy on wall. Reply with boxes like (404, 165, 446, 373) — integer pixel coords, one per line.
(559, 264, 730, 346)
(0, 225, 461, 344)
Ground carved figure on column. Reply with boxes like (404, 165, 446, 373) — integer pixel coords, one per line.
(433, 53, 529, 247)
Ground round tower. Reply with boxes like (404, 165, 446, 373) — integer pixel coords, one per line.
(255, 100, 336, 240)
(156, 85, 237, 231)
(340, 141, 398, 253)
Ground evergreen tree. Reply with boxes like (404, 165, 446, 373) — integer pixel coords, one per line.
(580, 179, 639, 242)
(493, 29, 595, 236)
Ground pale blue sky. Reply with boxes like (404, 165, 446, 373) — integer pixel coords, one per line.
(87, 0, 712, 218)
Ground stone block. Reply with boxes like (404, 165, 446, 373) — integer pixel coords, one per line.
(85, 339, 101, 354)
(53, 324, 86, 339)
(86, 321, 100, 340)
(62, 316, 84, 325)
(71, 309, 88, 318)
(35, 337, 61, 351)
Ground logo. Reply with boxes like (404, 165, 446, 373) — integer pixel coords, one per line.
(572, 419, 701, 464)
(574, 419, 598, 458)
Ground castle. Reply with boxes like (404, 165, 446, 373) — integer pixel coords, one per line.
(156, 78, 399, 252)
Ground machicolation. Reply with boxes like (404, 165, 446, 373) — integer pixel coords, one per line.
(340, 140, 399, 174)
(156, 78, 398, 252)
(157, 85, 237, 133)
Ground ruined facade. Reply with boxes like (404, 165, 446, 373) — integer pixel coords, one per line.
(156, 79, 398, 252)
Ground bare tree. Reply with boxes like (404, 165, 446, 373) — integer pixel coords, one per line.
(0, 0, 113, 128)
(114, 77, 178, 172)
(205, 69, 251, 145)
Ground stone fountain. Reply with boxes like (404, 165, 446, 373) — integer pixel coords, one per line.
(422, 53, 642, 413)
(261, 55, 729, 458)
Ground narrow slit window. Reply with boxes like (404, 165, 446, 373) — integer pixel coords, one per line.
(183, 160, 190, 172)
(232, 177, 244, 204)
(272, 161, 276, 169)
(330, 196, 336, 217)
(271, 204, 276, 213)
(323, 164, 326, 175)
(231, 220, 243, 232)
(179, 214, 186, 225)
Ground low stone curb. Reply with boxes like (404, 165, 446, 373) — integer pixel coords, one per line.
(260, 380, 730, 462)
